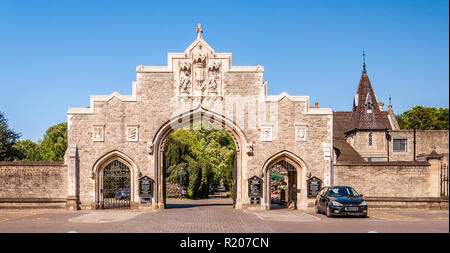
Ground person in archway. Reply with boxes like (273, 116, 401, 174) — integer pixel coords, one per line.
(288, 183, 297, 210)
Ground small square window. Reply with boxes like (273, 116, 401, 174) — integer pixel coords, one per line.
(393, 139, 407, 152)
(127, 126, 139, 142)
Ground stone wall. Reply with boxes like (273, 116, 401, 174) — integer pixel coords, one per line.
(333, 161, 431, 198)
(389, 130, 449, 164)
(0, 162, 68, 208)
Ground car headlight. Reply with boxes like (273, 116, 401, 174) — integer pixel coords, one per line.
(331, 201, 343, 206)
(360, 201, 367, 206)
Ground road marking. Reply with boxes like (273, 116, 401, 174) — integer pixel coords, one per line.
(69, 211, 143, 223)
(369, 211, 424, 221)
(243, 210, 320, 222)
(0, 212, 39, 223)
(33, 217, 49, 221)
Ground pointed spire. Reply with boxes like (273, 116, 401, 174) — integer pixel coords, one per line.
(362, 51, 367, 76)
(346, 55, 388, 133)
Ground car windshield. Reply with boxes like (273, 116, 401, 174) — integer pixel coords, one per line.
(328, 187, 359, 197)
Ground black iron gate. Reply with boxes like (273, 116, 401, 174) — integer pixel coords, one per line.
(102, 160, 131, 209)
(441, 164, 449, 198)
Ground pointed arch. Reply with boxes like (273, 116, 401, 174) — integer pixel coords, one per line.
(261, 150, 309, 210)
(92, 150, 139, 207)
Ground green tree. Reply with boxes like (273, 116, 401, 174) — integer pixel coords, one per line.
(396, 106, 449, 130)
(39, 122, 67, 161)
(163, 126, 236, 199)
(0, 111, 21, 161)
(13, 140, 41, 161)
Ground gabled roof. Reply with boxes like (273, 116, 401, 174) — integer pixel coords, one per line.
(332, 112, 364, 161)
(347, 67, 387, 133)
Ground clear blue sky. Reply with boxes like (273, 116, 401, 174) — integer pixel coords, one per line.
(0, 0, 448, 142)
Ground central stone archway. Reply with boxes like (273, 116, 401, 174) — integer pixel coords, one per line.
(151, 106, 249, 209)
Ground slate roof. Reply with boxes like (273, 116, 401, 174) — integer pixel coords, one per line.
(347, 70, 388, 133)
(333, 111, 364, 161)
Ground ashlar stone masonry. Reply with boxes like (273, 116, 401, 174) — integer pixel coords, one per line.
(66, 25, 333, 210)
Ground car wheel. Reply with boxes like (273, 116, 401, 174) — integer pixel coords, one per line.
(315, 203, 321, 214)
(326, 205, 332, 218)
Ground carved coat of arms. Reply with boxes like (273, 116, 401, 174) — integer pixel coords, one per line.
(177, 48, 222, 97)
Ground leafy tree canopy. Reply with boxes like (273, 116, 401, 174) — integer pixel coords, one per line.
(39, 122, 67, 161)
(396, 106, 449, 130)
(164, 126, 236, 199)
(0, 111, 21, 161)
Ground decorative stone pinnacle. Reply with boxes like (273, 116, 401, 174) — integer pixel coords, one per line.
(196, 23, 203, 39)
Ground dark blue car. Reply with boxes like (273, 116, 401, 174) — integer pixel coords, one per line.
(315, 186, 368, 218)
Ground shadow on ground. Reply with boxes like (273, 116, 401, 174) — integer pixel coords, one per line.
(166, 203, 233, 209)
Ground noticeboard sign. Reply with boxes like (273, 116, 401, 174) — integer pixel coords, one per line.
(139, 176, 154, 198)
(248, 176, 263, 198)
(307, 176, 322, 198)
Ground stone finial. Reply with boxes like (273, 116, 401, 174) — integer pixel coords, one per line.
(196, 23, 203, 39)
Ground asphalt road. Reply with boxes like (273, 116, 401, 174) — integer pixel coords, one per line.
(0, 199, 448, 233)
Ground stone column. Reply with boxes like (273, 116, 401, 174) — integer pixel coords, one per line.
(66, 144, 79, 210)
(426, 151, 443, 198)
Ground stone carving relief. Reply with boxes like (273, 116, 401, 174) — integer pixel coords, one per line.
(179, 61, 192, 95)
(147, 143, 154, 155)
(207, 61, 221, 95)
(176, 45, 222, 97)
(295, 125, 307, 142)
(246, 143, 254, 156)
(193, 51, 207, 94)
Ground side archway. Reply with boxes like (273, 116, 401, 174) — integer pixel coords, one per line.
(261, 150, 309, 210)
(92, 150, 139, 209)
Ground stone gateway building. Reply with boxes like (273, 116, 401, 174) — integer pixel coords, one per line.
(65, 25, 333, 211)
(0, 25, 448, 210)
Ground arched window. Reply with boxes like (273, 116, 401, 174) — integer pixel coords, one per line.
(368, 133, 373, 146)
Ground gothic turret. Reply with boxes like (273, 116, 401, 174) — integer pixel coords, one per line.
(346, 61, 387, 133)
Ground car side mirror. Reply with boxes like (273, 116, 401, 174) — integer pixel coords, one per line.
(359, 194, 363, 197)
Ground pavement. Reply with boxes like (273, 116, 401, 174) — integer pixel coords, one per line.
(0, 198, 448, 233)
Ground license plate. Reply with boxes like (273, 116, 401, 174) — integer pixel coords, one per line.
(345, 207, 359, 211)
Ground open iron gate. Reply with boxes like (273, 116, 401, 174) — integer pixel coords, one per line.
(102, 160, 131, 209)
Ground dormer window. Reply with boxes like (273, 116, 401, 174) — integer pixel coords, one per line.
(365, 93, 373, 113)
(368, 132, 373, 146)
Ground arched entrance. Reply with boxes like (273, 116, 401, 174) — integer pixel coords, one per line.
(152, 106, 248, 209)
(262, 151, 308, 210)
(92, 150, 139, 210)
(102, 160, 131, 209)
(268, 160, 297, 210)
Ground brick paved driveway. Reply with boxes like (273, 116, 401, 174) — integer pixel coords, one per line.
(0, 198, 448, 233)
